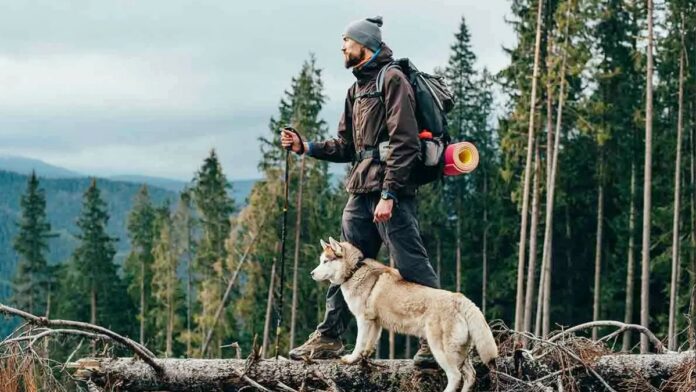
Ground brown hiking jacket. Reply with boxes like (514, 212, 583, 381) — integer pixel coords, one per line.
(308, 44, 419, 196)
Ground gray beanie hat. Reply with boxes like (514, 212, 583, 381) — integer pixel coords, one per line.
(343, 16, 383, 52)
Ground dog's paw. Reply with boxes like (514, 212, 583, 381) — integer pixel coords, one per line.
(340, 354, 360, 364)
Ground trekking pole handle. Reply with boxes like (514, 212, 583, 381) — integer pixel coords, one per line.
(282, 126, 305, 154)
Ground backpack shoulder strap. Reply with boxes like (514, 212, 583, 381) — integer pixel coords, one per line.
(375, 62, 403, 97)
(354, 62, 400, 102)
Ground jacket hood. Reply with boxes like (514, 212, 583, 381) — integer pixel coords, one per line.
(352, 43, 394, 83)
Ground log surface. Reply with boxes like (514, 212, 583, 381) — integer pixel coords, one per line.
(70, 352, 695, 392)
(71, 357, 451, 391)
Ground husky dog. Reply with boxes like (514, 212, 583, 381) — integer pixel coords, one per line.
(311, 238, 498, 392)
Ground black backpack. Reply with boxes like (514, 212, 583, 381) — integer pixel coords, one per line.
(374, 58, 455, 185)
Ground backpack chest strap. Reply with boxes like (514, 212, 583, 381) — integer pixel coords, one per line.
(354, 90, 382, 100)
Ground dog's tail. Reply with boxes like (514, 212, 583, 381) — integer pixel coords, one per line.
(458, 295, 498, 365)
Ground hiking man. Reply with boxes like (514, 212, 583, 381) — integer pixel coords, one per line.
(280, 16, 440, 367)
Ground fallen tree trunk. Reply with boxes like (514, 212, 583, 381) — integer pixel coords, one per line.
(70, 357, 450, 392)
(591, 352, 695, 389)
(70, 352, 695, 392)
(513, 351, 695, 391)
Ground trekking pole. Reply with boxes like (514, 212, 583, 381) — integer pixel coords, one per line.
(274, 126, 296, 359)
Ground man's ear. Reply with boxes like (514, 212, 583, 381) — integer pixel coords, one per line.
(328, 237, 343, 257)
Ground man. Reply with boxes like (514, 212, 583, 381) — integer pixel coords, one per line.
(280, 16, 440, 367)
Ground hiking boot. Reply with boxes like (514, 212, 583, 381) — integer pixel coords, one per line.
(289, 331, 344, 360)
(413, 338, 438, 368)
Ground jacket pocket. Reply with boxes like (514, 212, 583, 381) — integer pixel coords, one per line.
(347, 159, 384, 192)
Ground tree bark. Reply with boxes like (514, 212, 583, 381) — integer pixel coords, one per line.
(43, 280, 52, 358)
(668, 15, 686, 351)
(515, 0, 544, 334)
(640, 0, 654, 354)
(546, 57, 555, 201)
(534, 262, 544, 336)
(165, 253, 175, 358)
(540, 3, 571, 339)
(262, 262, 277, 358)
(623, 159, 637, 352)
(289, 155, 306, 350)
(690, 285, 696, 350)
(71, 352, 696, 392)
(90, 287, 96, 326)
(186, 215, 193, 358)
(531, 50, 554, 339)
(140, 257, 146, 345)
(524, 141, 541, 336)
(593, 152, 605, 341)
(456, 186, 462, 293)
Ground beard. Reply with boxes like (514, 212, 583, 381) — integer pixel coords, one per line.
(344, 47, 366, 69)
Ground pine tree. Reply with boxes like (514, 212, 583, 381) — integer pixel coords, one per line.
(151, 206, 184, 357)
(445, 16, 478, 294)
(640, 0, 654, 354)
(193, 150, 235, 278)
(123, 185, 156, 345)
(59, 179, 133, 333)
(11, 171, 53, 316)
(499, 0, 541, 329)
(516, 0, 544, 333)
(666, 9, 686, 352)
(191, 150, 236, 356)
(171, 189, 197, 356)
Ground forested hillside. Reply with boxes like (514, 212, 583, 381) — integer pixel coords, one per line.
(0, 170, 255, 336)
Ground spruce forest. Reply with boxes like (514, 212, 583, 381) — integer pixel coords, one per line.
(2, 0, 696, 391)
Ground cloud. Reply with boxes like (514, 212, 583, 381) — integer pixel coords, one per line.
(0, 51, 210, 115)
(0, 0, 514, 180)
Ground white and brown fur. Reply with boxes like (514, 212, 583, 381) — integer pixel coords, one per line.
(311, 238, 498, 392)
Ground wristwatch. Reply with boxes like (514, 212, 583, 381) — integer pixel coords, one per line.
(380, 190, 398, 203)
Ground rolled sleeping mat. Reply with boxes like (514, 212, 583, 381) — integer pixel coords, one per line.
(444, 142, 479, 176)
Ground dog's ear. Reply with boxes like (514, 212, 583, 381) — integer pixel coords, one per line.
(320, 239, 329, 250)
(328, 237, 343, 257)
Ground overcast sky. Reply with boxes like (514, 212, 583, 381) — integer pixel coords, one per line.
(0, 0, 514, 181)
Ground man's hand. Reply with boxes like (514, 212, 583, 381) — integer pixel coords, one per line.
(281, 129, 305, 154)
(373, 199, 394, 223)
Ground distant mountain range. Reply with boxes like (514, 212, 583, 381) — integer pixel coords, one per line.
(0, 156, 259, 314)
(0, 155, 257, 205)
(0, 155, 83, 179)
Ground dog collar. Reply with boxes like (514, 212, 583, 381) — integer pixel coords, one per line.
(345, 258, 366, 282)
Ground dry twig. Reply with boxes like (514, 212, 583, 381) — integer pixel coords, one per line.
(545, 321, 666, 353)
(661, 358, 696, 392)
(0, 303, 162, 374)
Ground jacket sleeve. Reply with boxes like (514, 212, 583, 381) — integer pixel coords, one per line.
(307, 86, 355, 163)
(382, 68, 420, 194)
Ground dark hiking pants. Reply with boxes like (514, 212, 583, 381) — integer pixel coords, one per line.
(316, 192, 440, 338)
